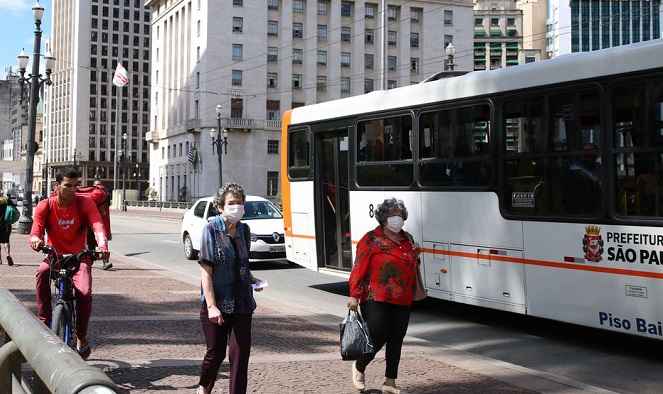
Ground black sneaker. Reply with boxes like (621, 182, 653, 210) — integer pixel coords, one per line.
(6, 256, 13, 266)
(102, 260, 113, 270)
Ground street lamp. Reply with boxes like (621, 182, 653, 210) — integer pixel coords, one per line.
(212, 104, 229, 189)
(121, 132, 127, 211)
(15, 1, 55, 234)
(445, 42, 456, 72)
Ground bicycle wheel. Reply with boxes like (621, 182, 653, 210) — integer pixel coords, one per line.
(52, 302, 75, 349)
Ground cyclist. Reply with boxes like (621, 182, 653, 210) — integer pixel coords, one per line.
(30, 167, 109, 360)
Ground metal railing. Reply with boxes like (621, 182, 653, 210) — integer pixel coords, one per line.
(125, 200, 193, 210)
(0, 289, 118, 393)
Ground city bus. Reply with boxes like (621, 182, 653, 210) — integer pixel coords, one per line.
(279, 40, 663, 340)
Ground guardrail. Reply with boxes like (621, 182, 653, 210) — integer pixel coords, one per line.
(125, 200, 193, 210)
(0, 289, 118, 393)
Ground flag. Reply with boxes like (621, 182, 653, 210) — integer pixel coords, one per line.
(112, 62, 129, 87)
(187, 146, 195, 164)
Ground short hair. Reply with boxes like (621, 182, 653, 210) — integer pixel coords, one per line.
(213, 183, 246, 209)
(55, 167, 82, 183)
(375, 198, 408, 226)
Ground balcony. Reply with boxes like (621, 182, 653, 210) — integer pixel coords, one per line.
(474, 27, 486, 37)
(220, 117, 255, 131)
(264, 119, 282, 130)
(186, 118, 201, 132)
(507, 26, 518, 36)
(145, 131, 158, 143)
(489, 26, 502, 37)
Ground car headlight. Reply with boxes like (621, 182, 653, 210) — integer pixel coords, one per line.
(250, 233, 258, 242)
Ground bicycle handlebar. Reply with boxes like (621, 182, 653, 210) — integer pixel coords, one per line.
(39, 245, 107, 262)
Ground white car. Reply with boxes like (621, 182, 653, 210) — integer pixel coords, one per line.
(181, 195, 286, 262)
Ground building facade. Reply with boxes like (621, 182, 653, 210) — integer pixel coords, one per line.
(146, 0, 473, 202)
(473, 0, 529, 71)
(45, 0, 151, 194)
(516, 0, 547, 60)
(547, 0, 661, 57)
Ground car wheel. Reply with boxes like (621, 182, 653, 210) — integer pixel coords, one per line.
(183, 234, 198, 260)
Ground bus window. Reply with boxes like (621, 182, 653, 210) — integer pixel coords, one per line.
(614, 82, 663, 217)
(356, 115, 413, 187)
(418, 105, 492, 187)
(288, 130, 311, 179)
(503, 89, 603, 218)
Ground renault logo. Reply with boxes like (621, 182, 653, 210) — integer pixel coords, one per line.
(272, 232, 281, 242)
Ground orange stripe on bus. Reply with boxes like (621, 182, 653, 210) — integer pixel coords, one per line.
(287, 233, 317, 240)
(420, 247, 663, 280)
(280, 111, 293, 237)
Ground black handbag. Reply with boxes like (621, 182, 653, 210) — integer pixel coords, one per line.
(340, 310, 374, 361)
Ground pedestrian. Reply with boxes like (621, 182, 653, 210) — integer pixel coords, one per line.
(0, 192, 15, 266)
(82, 180, 113, 270)
(347, 198, 419, 394)
(197, 183, 263, 394)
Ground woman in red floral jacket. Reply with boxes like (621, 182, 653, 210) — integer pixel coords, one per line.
(347, 198, 418, 394)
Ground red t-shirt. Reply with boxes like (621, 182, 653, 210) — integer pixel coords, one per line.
(348, 226, 419, 306)
(30, 195, 107, 254)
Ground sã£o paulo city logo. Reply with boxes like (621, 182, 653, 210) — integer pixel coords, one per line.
(583, 225, 604, 262)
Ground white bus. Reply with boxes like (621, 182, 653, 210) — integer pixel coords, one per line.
(279, 40, 663, 340)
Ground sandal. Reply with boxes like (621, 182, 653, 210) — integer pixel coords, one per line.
(6, 256, 13, 266)
(77, 344, 91, 360)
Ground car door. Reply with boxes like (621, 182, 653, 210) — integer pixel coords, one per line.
(190, 200, 208, 250)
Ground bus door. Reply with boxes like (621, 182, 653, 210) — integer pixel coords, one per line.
(316, 130, 352, 271)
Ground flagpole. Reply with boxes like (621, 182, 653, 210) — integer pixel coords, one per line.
(113, 85, 119, 190)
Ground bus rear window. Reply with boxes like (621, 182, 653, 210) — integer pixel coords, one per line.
(288, 130, 310, 179)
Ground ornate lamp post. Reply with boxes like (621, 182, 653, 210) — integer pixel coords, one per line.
(211, 104, 229, 189)
(445, 42, 456, 72)
(16, 1, 56, 234)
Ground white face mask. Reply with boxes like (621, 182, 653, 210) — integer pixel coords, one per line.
(386, 216, 404, 233)
(222, 204, 245, 224)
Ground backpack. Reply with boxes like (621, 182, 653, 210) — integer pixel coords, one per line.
(3, 205, 19, 225)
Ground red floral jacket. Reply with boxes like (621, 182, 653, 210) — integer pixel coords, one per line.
(348, 226, 419, 306)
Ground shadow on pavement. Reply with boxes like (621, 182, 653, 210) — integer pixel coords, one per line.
(250, 260, 301, 271)
(310, 281, 349, 297)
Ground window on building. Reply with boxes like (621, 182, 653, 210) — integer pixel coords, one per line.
(267, 46, 278, 62)
(507, 17, 515, 26)
(388, 5, 399, 21)
(444, 10, 453, 25)
(267, 140, 279, 154)
(231, 98, 243, 118)
(196, 46, 200, 62)
(387, 80, 397, 89)
(341, 26, 352, 42)
(268, 0, 279, 10)
(293, 0, 305, 13)
(232, 17, 243, 33)
(232, 44, 243, 61)
(365, 54, 374, 69)
(341, 52, 351, 67)
(410, 32, 419, 48)
(317, 75, 327, 91)
(268, 20, 279, 36)
(292, 74, 303, 89)
(525, 56, 536, 63)
(410, 7, 422, 23)
(267, 171, 279, 196)
(341, 77, 351, 95)
(195, 71, 200, 88)
(197, 20, 201, 37)
(491, 17, 499, 26)
(267, 72, 278, 88)
(388, 30, 397, 46)
(292, 102, 305, 109)
(318, 0, 327, 15)
(388, 56, 397, 71)
(317, 50, 327, 65)
(341, 1, 353, 17)
(293, 22, 304, 39)
(410, 57, 419, 74)
(266, 99, 280, 120)
(232, 70, 242, 86)
(444, 34, 453, 49)
(365, 29, 375, 45)
(364, 78, 374, 93)
(475, 17, 483, 26)
(365, 3, 376, 18)
(318, 24, 328, 41)
(293, 48, 304, 64)
(233, 0, 243, 7)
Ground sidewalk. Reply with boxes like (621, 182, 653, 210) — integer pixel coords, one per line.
(1, 232, 537, 393)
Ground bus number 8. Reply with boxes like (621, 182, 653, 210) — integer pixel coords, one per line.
(368, 204, 374, 218)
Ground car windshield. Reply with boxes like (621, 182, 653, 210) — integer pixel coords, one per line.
(243, 200, 283, 220)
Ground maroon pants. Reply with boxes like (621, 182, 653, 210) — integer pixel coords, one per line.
(199, 304, 252, 394)
(35, 258, 92, 340)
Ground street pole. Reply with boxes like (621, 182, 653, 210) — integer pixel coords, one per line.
(113, 87, 120, 190)
(216, 112, 223, 189)
(121, 132, 127, 211)
(17, 11, 43, 234)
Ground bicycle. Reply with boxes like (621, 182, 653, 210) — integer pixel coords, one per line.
(40, 245, 104, 350)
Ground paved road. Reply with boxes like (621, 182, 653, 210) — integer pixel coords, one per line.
(110, 211, 663, 394)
